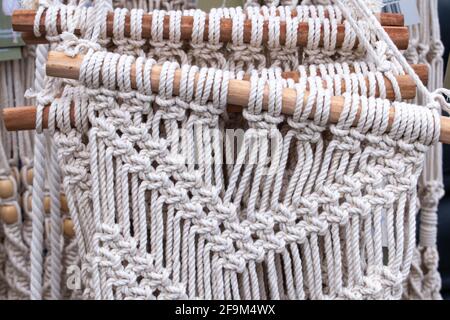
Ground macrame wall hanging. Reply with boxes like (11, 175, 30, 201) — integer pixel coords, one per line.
(401, 0, 445, 300)
(0, 0, 449, 300)
(0, 42, 36, 300)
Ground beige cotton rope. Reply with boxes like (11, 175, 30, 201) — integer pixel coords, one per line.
(1, 0, 449, 300)
(45, 49, 441, 300)
(16, 0, 447, 300)
(0, 48, 35, 299)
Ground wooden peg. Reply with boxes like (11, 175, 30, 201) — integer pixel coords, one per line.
(26, 168, 33, 185)
(0, 54, 429, 133)
(0, 205, 19, 225)
(63, 218, 75, 237)
(45, 52, 421, 99)
(60, 194, 69, 213)
(0, 178, 15, 199)
(44, 195, 51, 213)
(26, 194, 52, 213)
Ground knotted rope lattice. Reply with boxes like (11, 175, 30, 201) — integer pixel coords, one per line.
(28, 0, 447, 299)
(1, 0, 448, 300)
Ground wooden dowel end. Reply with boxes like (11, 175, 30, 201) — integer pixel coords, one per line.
(3, 106, 37, 131)
(46, 51, 82, 80)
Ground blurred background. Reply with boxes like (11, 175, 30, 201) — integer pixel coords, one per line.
(438, 0, 450, 300)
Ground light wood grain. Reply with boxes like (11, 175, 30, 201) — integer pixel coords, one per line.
(12, 9, 410, 49)
(45, 51, 424, 101)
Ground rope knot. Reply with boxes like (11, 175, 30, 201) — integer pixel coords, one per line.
(58, 32, 103, 57)
(419, 181, 445, 209)
(430, 40, 445, 57)
(373, 41, 391, 72)
(430, 88, 450, 113)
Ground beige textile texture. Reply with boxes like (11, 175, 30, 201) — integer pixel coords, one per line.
(0, 0, 446, 300)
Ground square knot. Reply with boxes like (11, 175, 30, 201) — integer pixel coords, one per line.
(281, 225, 307, 244)
(326, 206, 349, 225)
(222, 254, 246, 273)
(240, 242, 266, 263)
(302, 216, 329, 235)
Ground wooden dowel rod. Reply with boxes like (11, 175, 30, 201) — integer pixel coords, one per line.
(45, 52, 423, 100)
(11, 31, 428, 85)
(3, 106, 41, 131)
(11, 8, 405, 33)
(12, 9, 410, 49)
(3, 51, 449, 144)
(4, 105, 69, 131)
(0, 59, 427, 131)
(370, 12, 404, 26)
(41, 50, 424, 108)
(4, 98, 450, 144)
